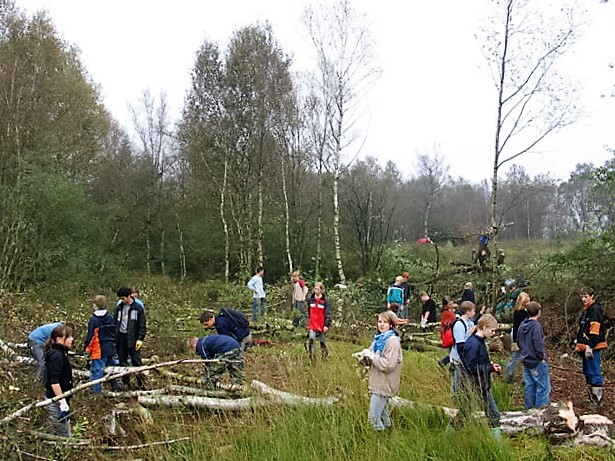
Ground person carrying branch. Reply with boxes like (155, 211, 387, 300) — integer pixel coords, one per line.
(363, 310, 402, 431)
(575, 287, 608, 408)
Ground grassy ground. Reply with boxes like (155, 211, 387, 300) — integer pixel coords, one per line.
(0, 272, 613, 460)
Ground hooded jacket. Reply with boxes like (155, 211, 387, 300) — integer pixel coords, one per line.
(84, 309, 116, 359)
(215, 309, 251, 342)
(517, 318, 546, 368)
(461, 333, 492, 393)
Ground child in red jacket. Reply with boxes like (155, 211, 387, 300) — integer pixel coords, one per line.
(307, 282, 332, 360)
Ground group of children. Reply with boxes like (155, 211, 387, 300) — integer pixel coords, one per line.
(27, 287, 146, 437)
(365, 280, 608, 440)
(26, 275, 608, 441)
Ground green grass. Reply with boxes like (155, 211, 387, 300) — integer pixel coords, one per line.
(141, 341, 613, 461)
(1, 278, 614, 460)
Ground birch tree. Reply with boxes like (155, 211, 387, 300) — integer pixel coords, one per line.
(304, 0, 380, 284)
(480, 0, 583, 305)
(225, 24, 295, 275)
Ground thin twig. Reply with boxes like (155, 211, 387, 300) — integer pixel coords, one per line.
(98, 436, 191, 450)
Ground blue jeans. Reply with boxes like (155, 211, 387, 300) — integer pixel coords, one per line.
(450, 362, 462, 396)
(484, 390, 501, 428)
(523, 361, 551, 409)
(504, 349, 522, 383)
(90, 355, 119, 393)
(369, 393, 391, 431)
(293, 300, 306, 327)
(457, 378, 500, 429)
(28, 340, 46, 383)
(582, 350, 603, 386)
(252, 297, 265, 321)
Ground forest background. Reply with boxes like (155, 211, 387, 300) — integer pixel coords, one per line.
(2, 0, 615, 459)
(1, 0, 614, 294)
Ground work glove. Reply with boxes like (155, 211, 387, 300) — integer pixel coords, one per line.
(420, 318, 427, 329)
(585, 346, 594, 359)
(58, 398, 70, 421)
(84, 351, 91, 361)
(135, 340, 143, 351)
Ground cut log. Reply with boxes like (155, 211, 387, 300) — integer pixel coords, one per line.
(251, 380, 339, 406)
(155, 368, 245, 392)
(138, 395, 264, 410)
(390, 397, 614, 446)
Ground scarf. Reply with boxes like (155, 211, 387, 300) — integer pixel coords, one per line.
(373, 329, 395, 355)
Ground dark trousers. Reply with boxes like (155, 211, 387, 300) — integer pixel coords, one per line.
(116, 333, 145, 388)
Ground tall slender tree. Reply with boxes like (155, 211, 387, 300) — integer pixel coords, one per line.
(480, 0, 583, 305)
(304, 0, 380, 285)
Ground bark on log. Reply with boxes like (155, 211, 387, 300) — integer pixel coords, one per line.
(155, 368, 245, 392)
(390, 397, 615, 446)
(138, 395, 264, 410)
(251, 380, 340, 406)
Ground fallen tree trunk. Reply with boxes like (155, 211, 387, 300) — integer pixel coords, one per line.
(155, 368, 244, 392)
(390, 397, 614, 447)
(138, 395, 264, 410)
(1, 358, 213, 424)
(251, 380, 340, 406)
(137, 380, 340, 411)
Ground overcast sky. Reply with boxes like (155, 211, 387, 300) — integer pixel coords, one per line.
(14, 0, 615, 182)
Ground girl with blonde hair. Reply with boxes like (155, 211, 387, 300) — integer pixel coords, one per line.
(504, 292, 530, 383)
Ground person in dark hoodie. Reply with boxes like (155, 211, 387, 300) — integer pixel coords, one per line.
(517, 301, 551, 409)
(84, 295, 119, 393)
(200, 308, 252, 351)
(575, 287, 608, 407)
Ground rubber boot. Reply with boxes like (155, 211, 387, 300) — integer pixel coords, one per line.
(590, 386, 603, 408)
(308, 339, 315, 360)
(491, 427, 502, 442)
(321, 344, 328, 360)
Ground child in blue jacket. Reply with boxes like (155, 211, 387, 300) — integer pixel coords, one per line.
(84, 295, 119, 393)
